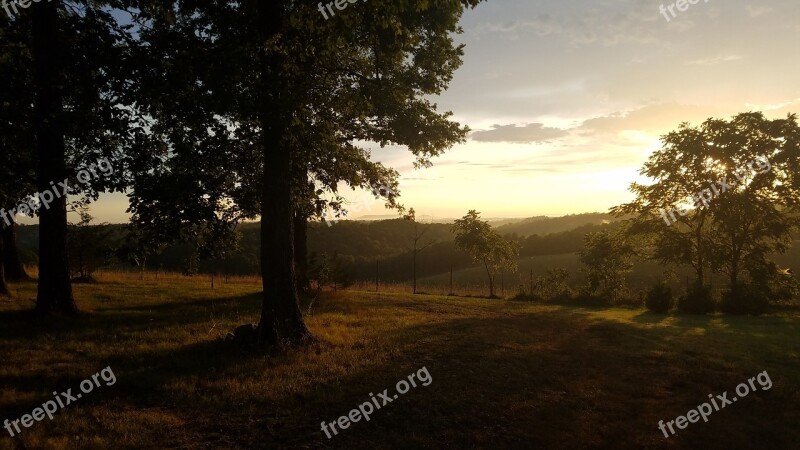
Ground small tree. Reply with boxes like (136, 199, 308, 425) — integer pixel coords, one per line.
(451, 210, 518, 298)
(405, 208, 435, 294)
(310, 252, 351, 294)
(579, 231, 633, 303)
(67, 208, 111, 281)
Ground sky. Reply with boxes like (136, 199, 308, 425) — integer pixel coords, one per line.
(18, 0, 800, 225)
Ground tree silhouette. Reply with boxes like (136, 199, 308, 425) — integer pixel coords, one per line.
(613, 112, 800, 306)
(130, 0, 482, 347)
(452, 210, 518, 297)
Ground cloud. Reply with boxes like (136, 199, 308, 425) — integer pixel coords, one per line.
(578, 103, 718, 136)
(685, 55, 743, 66)
(473, 7, 663, 47)
(746, 5, 773, 17)
(470, 123, 570, 143)
(745, 98, 800, 117)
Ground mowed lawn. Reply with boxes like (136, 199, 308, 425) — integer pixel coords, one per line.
(0, 276, 799, 449)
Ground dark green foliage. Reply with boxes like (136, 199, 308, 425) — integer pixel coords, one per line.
(310, 252, 351, 291)
(452, 210, 518, 297)
(533, 268, 572, 302)
(645, 284, 673, 313)
(676, 282, 715, 314)
(579, 230, 633, 303)
(67, 211, 117, 280)
(721, 284, 769, 316)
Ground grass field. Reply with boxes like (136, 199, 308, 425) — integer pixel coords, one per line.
(1, 274, 798, 449)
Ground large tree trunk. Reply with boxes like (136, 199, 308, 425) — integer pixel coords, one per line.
(294, 212, 310, 294)
(258, 143, 312, 346)
(0, 229, 10, 297)
(255, 0, 312, 347)
(32, 1, 77, 315)
(2, 221, 30, 281)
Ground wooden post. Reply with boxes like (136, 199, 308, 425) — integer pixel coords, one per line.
(449, 263, 453, 296)
(530, 268, 534, 297)
(375, 261, 379, 292)
(211, 272, 215, 289)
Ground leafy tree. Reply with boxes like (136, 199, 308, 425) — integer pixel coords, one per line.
(0, 8, 37, 291)
(452, 210, 518, 297)
(613, 113, 800, 295)
(579, 231, 633, 303)
(2, 1, 145, 314)
(131, 0, 482, 347)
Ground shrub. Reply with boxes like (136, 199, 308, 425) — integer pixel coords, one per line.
(675, 282, 715, 314)
(533, 268, 571, 301)
(613, 288, 643, 308)
(645, 284, 673, 313)
(721, 284, 769, 316)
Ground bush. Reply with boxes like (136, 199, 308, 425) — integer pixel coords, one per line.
(645, 284, 673, 313)
(721, 284, 769, 315)
(613, 288, 643, 308)
(675, 282, 715, 314)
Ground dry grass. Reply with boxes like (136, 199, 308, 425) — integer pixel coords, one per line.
(0, 278, 798, 449)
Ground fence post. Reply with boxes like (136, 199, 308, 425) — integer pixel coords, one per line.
(448, 248, 454, 296)
(530, 268, 533, 296)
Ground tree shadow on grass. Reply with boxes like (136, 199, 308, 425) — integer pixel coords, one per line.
(0, 292, 264, 342)
(3, 293, 799, 449)
(76, 306, 800, 449)
(631, 311, 671, 324)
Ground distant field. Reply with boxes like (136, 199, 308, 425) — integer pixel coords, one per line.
(416, 243, 800, 297)
(1, 276, 798, 448)
(417, 253, 694, 296)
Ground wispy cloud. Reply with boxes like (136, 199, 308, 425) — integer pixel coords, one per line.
(685, 55, 744, 66)
(470, 123, 569, 144)
(746, 5, 773, 17)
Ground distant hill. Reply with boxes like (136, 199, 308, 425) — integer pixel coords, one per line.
(496, 212, 627, 237)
